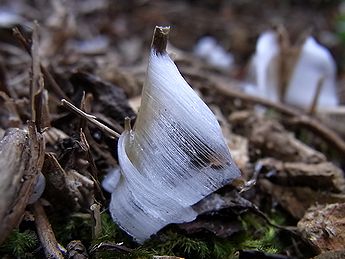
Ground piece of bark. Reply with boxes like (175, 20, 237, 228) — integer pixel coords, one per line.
(259, 158, 345, 193)
(250, 120, 325, 163)
(259, 179, 345, 219)
(230, 111, 326, 163)
(0, 122, 44, 244)
(297, 203, 345, 253)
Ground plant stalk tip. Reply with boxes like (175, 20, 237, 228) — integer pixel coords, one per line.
(151, 26, 170, 54)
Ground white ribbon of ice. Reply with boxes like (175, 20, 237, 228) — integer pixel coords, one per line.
(107, 28, 241, 243)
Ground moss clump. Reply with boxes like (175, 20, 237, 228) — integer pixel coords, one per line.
(152, 231, 210, 259)
(49, 208, 291, 259)
(92, 211, 290, 259)
(0, 229, 39, 258)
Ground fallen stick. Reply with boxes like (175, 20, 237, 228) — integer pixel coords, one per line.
(33, 201, 64, 259)
(61, 99, 121, 138)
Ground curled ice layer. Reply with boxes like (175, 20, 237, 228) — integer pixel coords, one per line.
(109, 40, 241, 243)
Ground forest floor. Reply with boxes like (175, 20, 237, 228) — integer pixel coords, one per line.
(0, 1, 345, 258)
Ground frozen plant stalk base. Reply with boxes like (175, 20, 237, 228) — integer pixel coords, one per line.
(108, 26, 241, 243)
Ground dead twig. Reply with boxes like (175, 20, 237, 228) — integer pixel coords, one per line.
(12, 26, 69, 101)
(90, 203, 102, 240)
(61, 99, 121, 138)
(79, 129, 106, 203)
(79, 92, 93, 131)
(30, 22, 45, 132)
(308, 76, 324, 115)
(33, 200, 64, 259)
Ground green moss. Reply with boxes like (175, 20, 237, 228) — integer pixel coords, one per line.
(93, 211, 289, 258)
(0, 229, 39, 258)
(153, 231, 210, 258)
(50, 208, 290, 258)
(211, 239, 237, 259)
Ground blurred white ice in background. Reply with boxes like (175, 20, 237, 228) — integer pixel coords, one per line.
(0, 9, 25, 27)
(194, 36, 234, 70)
(245, 30, 339, 111)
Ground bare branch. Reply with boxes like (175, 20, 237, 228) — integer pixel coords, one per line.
(61, 99, 121, 138)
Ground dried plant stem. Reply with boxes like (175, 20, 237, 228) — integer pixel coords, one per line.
(151, 26, 170, 54)
(12, 26, 69, 101)
(90, 203, 102, 239)
(308, 76, 324, 115)
(30, 22, 44, 132)
(61, 99, 121, 138)
(33, 201, 64, 259)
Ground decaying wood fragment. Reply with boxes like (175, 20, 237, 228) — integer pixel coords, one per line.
(212, 82, 345, 155)
(298, 203, 345, 253)
(260, 179, 345, 219)
(229, 111, 326, 163)
(0, 121, 44, 244)
(258, 158, 345, 192)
